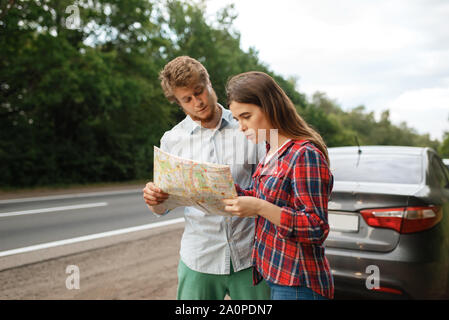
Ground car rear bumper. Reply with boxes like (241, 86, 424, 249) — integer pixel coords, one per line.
(325, 230, 449, 299)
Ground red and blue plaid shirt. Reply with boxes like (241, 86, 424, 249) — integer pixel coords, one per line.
(235, 139, 334, 299)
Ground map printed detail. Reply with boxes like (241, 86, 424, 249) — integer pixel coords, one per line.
(153, 146, 237, 216)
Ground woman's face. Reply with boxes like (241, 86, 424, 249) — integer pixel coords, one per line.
(229, 101, 273, 143)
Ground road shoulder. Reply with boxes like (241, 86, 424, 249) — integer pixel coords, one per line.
(0, 221, 183, 299)
(0, 182, 147, 201)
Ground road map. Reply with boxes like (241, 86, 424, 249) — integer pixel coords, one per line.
(153, 146, 237, 216)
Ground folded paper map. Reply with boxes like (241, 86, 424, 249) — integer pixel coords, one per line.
(153, 146, 237, 216)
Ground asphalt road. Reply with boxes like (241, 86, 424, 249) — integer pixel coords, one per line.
(0, 190, 184, 252)
(0, 189, 364, 300)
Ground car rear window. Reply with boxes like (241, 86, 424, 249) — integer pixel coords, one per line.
(329, 153, 423, 184)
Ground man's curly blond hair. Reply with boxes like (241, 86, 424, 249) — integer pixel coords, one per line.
(159, 56, 211, 104)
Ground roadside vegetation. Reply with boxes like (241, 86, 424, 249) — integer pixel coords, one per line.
(1, 0, 447, 188)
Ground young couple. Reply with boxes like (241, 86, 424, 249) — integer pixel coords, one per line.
(143, 56, 334, 300)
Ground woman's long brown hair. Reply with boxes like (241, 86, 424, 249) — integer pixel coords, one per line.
(226, 71, 330, 165)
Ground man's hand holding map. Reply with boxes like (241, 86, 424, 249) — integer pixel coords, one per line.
(153, 146, 238, 216)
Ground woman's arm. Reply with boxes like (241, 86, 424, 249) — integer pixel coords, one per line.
(234, 182, 256, 197)
(223, 196, 281, 222)
(224, 147, 333, 244)
(256, 199, 282, 225)
(276, 147, 333, 244)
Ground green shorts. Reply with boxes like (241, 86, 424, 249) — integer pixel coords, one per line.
(177, 259, 270, 300)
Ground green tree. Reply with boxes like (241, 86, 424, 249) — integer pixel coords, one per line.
(0, 0, 443, 188)
(439, 132, 449, 158)
(0, 0, 172, 186)
(160, 0, 306, 117)
(304, 91, 441, 150)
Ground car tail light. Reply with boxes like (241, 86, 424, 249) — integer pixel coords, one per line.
(360, 206, 442, 234)
(370, 287, 403, 295)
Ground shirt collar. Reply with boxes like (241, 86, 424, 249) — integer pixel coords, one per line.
(265, 139, 307, 159)
(186, 103, 232, 134)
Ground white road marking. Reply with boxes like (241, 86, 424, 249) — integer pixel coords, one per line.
(0, 217, 185, 258)
(0, 202, 109, 218)
(0, 189, 140, 204)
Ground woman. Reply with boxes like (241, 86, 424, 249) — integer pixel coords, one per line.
(222, 71, 334, 300)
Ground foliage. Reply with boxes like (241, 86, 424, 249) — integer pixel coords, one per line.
(439, 132, 449, 158)
(0, 0, 443, 187)
(303, 92, 441, 151)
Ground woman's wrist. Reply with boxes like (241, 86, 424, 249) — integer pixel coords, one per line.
(257, 199, 281, 226)
(256, 198, 266, 215)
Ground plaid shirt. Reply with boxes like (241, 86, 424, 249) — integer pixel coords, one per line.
(235, 139, 334, 299)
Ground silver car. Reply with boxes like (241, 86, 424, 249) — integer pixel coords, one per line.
(325, 146, 449, 299)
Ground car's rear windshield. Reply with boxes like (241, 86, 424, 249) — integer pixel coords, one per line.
(329, 153, 423, 184)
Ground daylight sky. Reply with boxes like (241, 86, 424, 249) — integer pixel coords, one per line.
(206, 0, 449, 141)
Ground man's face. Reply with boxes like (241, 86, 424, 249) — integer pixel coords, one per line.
(173, 82, 218, 123)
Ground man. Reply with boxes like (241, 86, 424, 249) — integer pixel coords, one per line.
(142, 56, 270, 300)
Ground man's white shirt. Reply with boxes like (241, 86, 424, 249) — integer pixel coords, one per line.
(158, 104, 265, 274)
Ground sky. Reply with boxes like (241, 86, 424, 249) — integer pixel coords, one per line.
(206, 0, 449, 141)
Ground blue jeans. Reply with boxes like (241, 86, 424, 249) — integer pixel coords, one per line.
(267, 281, 328, 300)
